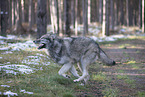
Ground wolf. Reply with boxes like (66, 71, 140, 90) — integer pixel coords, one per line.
(33, 33, 115, 84)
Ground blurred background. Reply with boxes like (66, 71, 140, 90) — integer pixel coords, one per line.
(0, 0, 144, 38)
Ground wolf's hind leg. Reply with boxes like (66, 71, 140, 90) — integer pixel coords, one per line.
(70, 65, 80, 78)
(77, 63, 90, 84)
(73, 56, 90, 82)
(73, 51, 96, 83)
(58, 63, 72, 78)
(73, 63, 89, 83)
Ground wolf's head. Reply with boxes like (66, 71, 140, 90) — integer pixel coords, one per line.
(33, 33, 57, 49)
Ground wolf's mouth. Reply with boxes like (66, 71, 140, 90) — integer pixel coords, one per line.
(38, 43, 46, 49)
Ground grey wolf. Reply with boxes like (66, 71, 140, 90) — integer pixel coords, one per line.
(33, 33, 115, 84)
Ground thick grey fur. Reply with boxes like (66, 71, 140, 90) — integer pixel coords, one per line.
(33, 33, 115, 84)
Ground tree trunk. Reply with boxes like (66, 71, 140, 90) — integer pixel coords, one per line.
(12, 0, 16, 26)
(91, 0, 97, 22)
(15, 0, 25, 34)
(106, 0, 109, 36)
(37, 0, 47, 38)
(24, 0, 29, 22)
(142, 0, 145, 33)
(29, 0, 35, 30)
(71, 0, 75, 28)
(58, 0, 63, 36)
(78, 0, 82, 24)
(110, 0, 114, 30)
(99, 0, 103, 24)
(50, 0, 58, 34)
(114, 0, 118, 25)
(119, 0, 124, 25)
(64, 0, 71, 36)
(102, 0, 109, 37)
(82, 0, 88, 36)
(88, 0, 91, 24)
(9, 0, 12, 29)
(47, 0, 51, 24)
(96, 0, 99, 22)
(75, 0, 78, 36)
(102, 0, 106, 37)
(21, 0, 25, 22)
(129, 1, 133, 26)
(139, 0, 142, 28)
(0, 0, 9, 36)
(126, 0, 129, 26)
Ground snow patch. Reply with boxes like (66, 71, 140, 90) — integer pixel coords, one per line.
(36, 53, 46, 57)
(0, 47, 10, 50)
(0, 35, 18, 40)
(22, 55, 50, 66)
(0, 64, 35, 75)
(20, 89, 33, 94)
(9, 40, 37, 51)
(0, 36, 7, 39)
(90, 34, 129, 42)
(0, 40, 6, 44)
(0, 34, 37, 51)
(89, 27, 100, 35)
(1, 51, 13, 54)
(3, 91, 18, 97)
(7, 35, 18, 39)
(1, 85, 10, 88)
(22, 56, 41, 65)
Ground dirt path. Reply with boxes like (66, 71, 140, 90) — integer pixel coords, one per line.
(101, 38, 145, 96)
(76, 38, 145, 96)
(103, 39, 145, 63)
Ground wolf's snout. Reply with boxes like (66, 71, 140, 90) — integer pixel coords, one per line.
(33, 40, 36, 43)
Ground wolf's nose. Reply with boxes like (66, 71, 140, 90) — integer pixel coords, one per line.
(33, 40, 36, 43)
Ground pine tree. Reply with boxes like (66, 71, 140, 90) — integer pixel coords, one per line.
(37, 0, 47, 38)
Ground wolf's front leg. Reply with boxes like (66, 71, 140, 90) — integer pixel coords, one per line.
(58, 63, 72, 78)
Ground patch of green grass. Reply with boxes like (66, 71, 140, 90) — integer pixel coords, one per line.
(62, 92, 76, 97)
(2, 39, 27, 43)
(126, 60, 136, 64)
(92, 73, 106, 82)
(123, 52, 130, 58)
(102, 87, 119, 97)
(0, 49, 83, 97)
(0, 67, 77, 97)
(115, 69, 136, 88)
(116, 75, 128, 80)
(92, 72, 120, 96)
(50, 74, 73, 85)
(0, 51, 36, 64)
(119, 44, 130, 49)
(116, 70, 128, 80)
(132, 65, 140, 69)
(125, 60, 141, 69)
(137, 91, 145, 96)
(124, 78, 135, 85)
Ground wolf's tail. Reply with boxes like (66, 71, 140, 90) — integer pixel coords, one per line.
(99, 48, 116, 66)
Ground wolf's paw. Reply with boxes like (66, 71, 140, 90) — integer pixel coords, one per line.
(73, 79, 80, 83)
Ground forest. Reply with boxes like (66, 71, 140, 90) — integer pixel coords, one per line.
(0, 0, 145, 37)
(0, 0, 145, 97)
